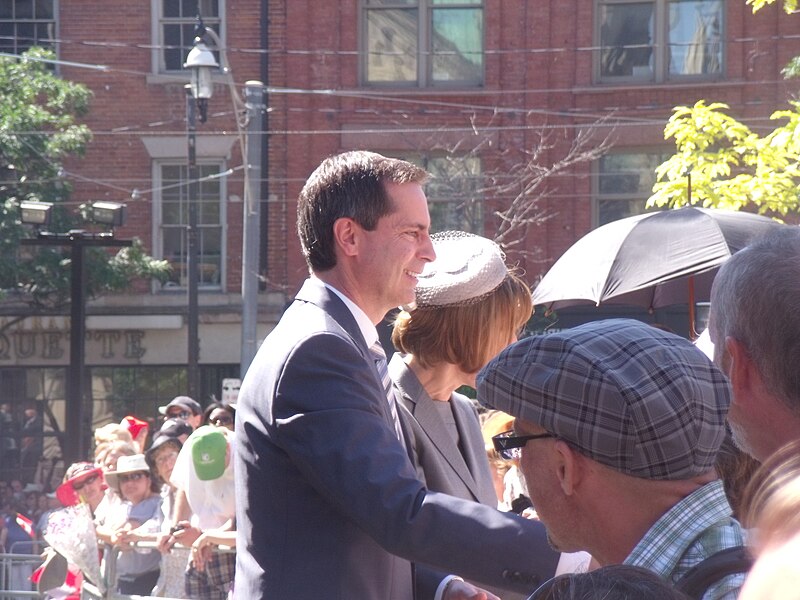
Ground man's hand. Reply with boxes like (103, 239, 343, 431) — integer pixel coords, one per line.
(156, 531, 174, 555)
(444, 579, 501, 600)
(171, 521, 202, 546)
(191, 532, 214, 572)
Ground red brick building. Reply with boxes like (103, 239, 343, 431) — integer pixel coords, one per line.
(1, 0, 798, 475)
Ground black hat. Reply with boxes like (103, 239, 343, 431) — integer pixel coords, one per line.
(157, 395, 201, 416)
(156, 417, 194, 439)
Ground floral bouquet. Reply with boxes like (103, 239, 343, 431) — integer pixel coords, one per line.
(43, 503, 105, 594)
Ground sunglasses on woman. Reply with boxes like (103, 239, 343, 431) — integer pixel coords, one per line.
(72, 474, 99, 491)
(118, 472, 147, 484)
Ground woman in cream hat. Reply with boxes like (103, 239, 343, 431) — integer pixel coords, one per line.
(102, 454, 162, 595)
(389, 231, 542, 598)
(390, 231, 532, 509)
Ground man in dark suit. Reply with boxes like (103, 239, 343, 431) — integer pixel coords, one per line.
(234, 151, 559, 600)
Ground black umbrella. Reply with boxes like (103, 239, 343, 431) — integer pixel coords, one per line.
(531, 207, 782, 336)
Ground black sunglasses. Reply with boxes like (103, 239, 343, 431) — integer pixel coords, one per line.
(167, 410, 192, 419)
(492, 430, 556, 460)
(118, 472, 147, 484)
(72, 474, 99, 491)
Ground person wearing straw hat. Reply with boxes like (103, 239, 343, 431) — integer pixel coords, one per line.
(55, 462, 107, 511)
(478, 319, 747, 600)
(235, 151, 559, 600)
(104, 454, 162, 595)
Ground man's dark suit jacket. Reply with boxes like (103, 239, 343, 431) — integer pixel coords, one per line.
(234, 278, 559, 599)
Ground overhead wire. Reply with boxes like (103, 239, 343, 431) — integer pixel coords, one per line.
(2, 19, 798, 200)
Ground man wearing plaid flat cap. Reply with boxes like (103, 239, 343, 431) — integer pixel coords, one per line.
(477, 318, 746, 600)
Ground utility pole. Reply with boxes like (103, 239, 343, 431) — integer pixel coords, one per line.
(240, 81, 264, 377)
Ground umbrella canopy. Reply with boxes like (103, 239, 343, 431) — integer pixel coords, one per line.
(532, 207, 781, 312)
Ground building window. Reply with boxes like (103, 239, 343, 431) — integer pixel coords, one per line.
(155, 162, 225, 290)
(397, 154, 483, 233)
(595, 151, 669, 226)
(0, 0, 56, 55)
(363, 0, 484, 87)
(596, 0, 722, 83)
(157, 0, 221, 73)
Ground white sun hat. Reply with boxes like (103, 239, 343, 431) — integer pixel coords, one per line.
(412, 231, 509, 309)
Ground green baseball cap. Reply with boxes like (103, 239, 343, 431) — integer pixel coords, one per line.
(191, 426, 228, 481)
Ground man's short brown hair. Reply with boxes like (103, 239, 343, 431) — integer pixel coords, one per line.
(297, 150, 428, 273)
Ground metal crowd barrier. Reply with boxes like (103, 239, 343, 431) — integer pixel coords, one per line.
(80, 541, 235, 600)
(0, 540, 47, 600)
(0, 539, 234, 600)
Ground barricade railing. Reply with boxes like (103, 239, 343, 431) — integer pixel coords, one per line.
(0, 550, 44, 600)
(80, 541, 235, 600)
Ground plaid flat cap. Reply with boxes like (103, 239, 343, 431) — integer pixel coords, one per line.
(476, 318, 731, 480)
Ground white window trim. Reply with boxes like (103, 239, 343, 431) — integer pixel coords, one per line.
(149, 0, 226, 77)
(1, 0, 59, 58)
(150, 156, 229, 294)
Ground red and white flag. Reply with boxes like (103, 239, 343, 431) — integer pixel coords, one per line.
(15, 512, 34, 538)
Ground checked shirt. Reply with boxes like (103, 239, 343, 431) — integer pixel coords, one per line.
(624, 479, 746, 600)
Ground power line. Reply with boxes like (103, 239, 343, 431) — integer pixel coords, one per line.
(3, 28, 800, 60)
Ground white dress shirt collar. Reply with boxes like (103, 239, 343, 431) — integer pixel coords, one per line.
(316, 277, 379, 348)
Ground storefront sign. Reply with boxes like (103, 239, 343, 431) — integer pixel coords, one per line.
(0, 317, 147, 364)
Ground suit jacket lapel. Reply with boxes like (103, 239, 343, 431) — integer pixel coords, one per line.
(295, 278, 397, 428)
(390, 355, 481, 498)
(295, 278, 368, 350)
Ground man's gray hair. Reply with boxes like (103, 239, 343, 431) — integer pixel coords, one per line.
(710, 226, 800, 412)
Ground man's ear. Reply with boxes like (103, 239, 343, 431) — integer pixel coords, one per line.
(553, 440, 581, 496)
(332, 217, 359, 258)
(725, 336, 755, 398)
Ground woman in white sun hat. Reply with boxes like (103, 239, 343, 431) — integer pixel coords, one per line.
(102, 453, 162, 595)
(389, 231, 532, 508)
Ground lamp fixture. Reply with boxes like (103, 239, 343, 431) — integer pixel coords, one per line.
(83, 201, 127, 227)
(184, 16, 219, 123)
(19, 201, 53, 226)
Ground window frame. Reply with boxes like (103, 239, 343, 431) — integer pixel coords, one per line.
(151, 159, 228, 293)
(593, 149, 670, 227)
(594, 0, 725, 85)
(360, 0, 485, 88)
(0, 0, 57, 57)
(150, 0, 224, 76)
(391, 152, 484, 234)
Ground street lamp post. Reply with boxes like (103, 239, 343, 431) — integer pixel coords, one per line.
(185, 85, 201, 400)
(20, 202, 131, 465)
(184, 18, 265, 386)
(183, 22, 218, 400)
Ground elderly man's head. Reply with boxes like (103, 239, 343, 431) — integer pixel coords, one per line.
(478, 319, 731, 556)
(709, 226, 800, 462)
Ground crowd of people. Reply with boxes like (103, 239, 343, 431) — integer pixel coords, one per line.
(0, 396, 237, 599)
(2, 150, 800, 600)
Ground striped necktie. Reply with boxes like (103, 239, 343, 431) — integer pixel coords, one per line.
(369, 341, 405, 443)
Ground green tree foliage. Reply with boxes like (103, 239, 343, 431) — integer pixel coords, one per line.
(0, 48, 169, 309)
(647, 100, 800, 215)
(649, 1, 800, 214)
(748, 0, 800, 78)
(746, 0, 797, 12)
